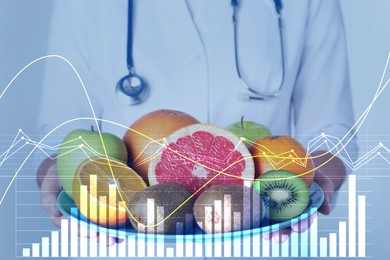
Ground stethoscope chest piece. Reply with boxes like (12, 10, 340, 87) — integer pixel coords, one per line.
(116, 73, 149, 106)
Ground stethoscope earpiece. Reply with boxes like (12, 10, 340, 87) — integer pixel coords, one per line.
(116, 74, 149, 106)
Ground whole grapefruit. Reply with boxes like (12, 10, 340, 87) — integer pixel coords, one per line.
(148, 124, 255, 195)
(123, 109, 199, 184)
(249, 135, 314, 187)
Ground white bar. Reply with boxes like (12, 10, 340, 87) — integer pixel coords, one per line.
(41, 237, 49, 257)
(89, 175, 97, 257)
(301, 229, 309, 257)
(156, 206, 165, 257)
(282, 237, 289, 257)
(253, 232, 260, 257)
(117, 227, 126, 257)
(137, 227, 145, 257)
(80, 230, 88, 257)
(291, 231, 299, 257)
(146, 198, 155, 257)
(214, 200, 222, 257)
(32, 243, 40, 257)
(262, 237, 270, 257)
(243, 232, 251, 257)
(224, 194, 232, 257)
(242, 184, 252, 257)
(271, 238, 279, 257)
(99, 196, 107, 257)
(195, 223, 203, 258)
(176, 222, 184, 257)
(252, 188, 261, 258)
(90, 238, 98, 257)
(22, 248, 30, 257)
(60, 218, 69, 257)
(233, 212, 241, 257)
(116, 239, 126, 257)
(339, 221, 347, 257)
(214, 200, 222, 232)
(358, 195, 366, 257)
(310, 216, 318, 257)
(205, 209, 213, 257)
(320, 237, 328, 257)
(329, 233, 337, 257)
(185, 214, 194, 257)
(224, 194, 232, 232)
(99, 232, 107, 257)
(215, 239, 222, 257)
(166, 247, 174, 257)
(349, 174, 356, 257)
(243, 183, 251, 229)
(108, 185, 117, 257)
(79, 185, 88, 257)
(271, 223, 279, 257)
(223, 232, 231, 257)
(127, 237, 136, 257)
(70, 209, 78, 257)
(51, 231, 59, 257)
(205, 239, 213, 257)
(204, 206, 212, 234)
(147, 198, 155, 231)
(109, 241, 117, 257)
(185, 237, 194, 257)
(195, 241, 203, 257)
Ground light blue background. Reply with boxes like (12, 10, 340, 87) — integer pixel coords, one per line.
(0, 0, 389, 259)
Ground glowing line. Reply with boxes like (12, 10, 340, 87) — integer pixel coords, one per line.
(0, 52, 389, 226)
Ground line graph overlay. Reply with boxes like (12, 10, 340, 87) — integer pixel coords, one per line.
(0, 130, 384, 175)
(0, 51, 388, 226)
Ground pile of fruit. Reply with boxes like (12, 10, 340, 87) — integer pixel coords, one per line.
(58, 109, 315, 234)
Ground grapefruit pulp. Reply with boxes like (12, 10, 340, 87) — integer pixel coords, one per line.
(148, 124, 255, 195)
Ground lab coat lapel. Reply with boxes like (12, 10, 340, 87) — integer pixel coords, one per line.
(160, 0, 204, 54)
(147, 0, 209, 121)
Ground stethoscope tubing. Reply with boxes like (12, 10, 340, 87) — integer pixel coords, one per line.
(232, 0, 285, 100)
(117, 0, 285, 105)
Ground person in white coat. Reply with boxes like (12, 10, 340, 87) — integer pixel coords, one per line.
(36, 0, 357, 248)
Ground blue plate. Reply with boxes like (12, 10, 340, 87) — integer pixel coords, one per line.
(57, 182, 324, 242)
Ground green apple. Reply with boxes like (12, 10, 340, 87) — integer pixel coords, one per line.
(57, 126, 128, 199)
(226, 117, 272, 147)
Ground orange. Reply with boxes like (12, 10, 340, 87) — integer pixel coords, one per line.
(249, 136, 314, 187)
(123, 109, 199, 184)
(72, 157, 147, 227)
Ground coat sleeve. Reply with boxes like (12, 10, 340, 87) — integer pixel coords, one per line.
(292, 0, 358, 165)
(36, 0, 103, 146)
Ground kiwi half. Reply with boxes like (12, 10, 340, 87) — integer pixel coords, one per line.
(253, 170, 309, 222)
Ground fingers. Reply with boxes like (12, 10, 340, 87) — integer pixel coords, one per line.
(314, 170, 336, 215)
(263, 228, 291, 243)
(291, 212, 318, 233)
(78, 225, 123, 247)
(273, 228, 291, 243)
(40, 164, 63, 227)
(263, 212, 318, 243)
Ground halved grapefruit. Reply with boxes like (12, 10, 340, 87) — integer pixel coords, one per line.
(123, 109, 200, 185)
(148, 124, 255, 195)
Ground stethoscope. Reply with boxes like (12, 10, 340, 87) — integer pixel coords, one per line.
(116, 0, 285, 105)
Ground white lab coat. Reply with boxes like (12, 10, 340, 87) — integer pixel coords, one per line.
(38, 0, 357, 155)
